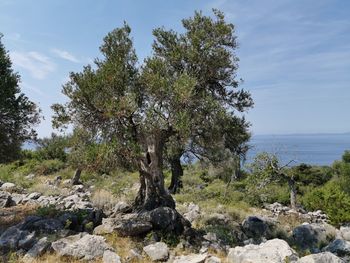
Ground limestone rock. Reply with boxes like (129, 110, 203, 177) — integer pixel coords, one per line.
(173, 253, 208, 263)
(227, 238, 298, 263)
(52, 233, 111, 260)
(340, 226, 350, 241)
(22, 237, 50, 263)
(0, 191, 12, 208)
(0, 226, 29, 251)
(103, 250, 121, 263)
(143, 242, 169, 261)
(324, 239, 350, 257)
(292, 223, 335, 252)
(0, 182, 15, 191)
(21, 218, 64, 234)
(205, 255, 221, 263)
(184, 203, 201, 223)
(242, 216, 276, 240)
(297, 252, 344, 263)
(114, 216, 153, 236)
(18, 231, 37, 250)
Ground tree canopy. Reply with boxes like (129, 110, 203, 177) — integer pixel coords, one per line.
(52, 10, 252, 211)
(0, 34, 40, 163)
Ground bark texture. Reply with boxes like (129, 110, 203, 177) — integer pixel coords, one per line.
(168, 155, 183, 194)
(134, 135, 175, 211)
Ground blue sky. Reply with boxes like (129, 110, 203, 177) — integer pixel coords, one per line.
(1, 0, 349, 137)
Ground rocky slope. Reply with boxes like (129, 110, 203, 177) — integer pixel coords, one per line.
(1, 179, 350, 263)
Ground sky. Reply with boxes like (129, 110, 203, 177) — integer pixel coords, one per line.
(1, 0, 349, 137)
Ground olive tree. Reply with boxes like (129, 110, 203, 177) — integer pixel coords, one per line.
(249, 152, 298, 210)
(52, 10, 252, 211)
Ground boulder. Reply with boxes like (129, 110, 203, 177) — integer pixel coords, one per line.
(173, 253, 208, 263)
(18, 231, 37, 250)
(227, 239, 299, 263)
(26, 192, 41, 200)
(0, 226, 29, 251)
(324, 239, 350, 257)
(205, 256, 221, 263)
(22, 237, 50, 263)
(340, 226, 350, 241)
(0, 182, 15, 191)
(0, 191, 13, 208)
(297, 252, 344, 263)
(113, 201, 131, 214)
(184, 203, 201, 223)
(143, 242, 169, 261)
(21, 218, 64, 234)
(241, 216, 275, 240)
(11, 193, 24, 205)
(58, 212, 79, 230)
(150, 207, 189, 233)
(292, 223, 335, 252)
(52, 233, 111, 260)
(103, 250, 121, 263)
(114, 215, 153, 236)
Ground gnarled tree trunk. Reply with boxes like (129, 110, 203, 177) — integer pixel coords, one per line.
(168, 154, 183, 194)
(133, 135, 175, 211)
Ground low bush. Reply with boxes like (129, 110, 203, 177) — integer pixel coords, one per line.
(301, 180, 350, 226)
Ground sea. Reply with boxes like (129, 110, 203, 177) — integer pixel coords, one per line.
(246, 133, 350, 166)
(23, 133, 350, 167)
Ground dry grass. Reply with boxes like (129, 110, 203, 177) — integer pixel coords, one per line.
(0, 204, 38, 233)
(104, 233, 150, 262)
(91, 189, 118, 211)
(28, 254, 103, 263)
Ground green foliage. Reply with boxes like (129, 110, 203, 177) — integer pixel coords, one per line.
(292, 164, 332, 187)
(0, 34, 40, 163)
(51, 11, 252, 208)
(342, 150, 350, 163)
(36, 205, 60, 218)
(36, 133, 69, 162)
(33, 159, 65, 175)
(244, 182, 290, 206)
(203, 224, 237, 246)
(302, 180, 350, 225)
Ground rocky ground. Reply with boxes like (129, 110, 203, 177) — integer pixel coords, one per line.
(1, 179, 350, 263)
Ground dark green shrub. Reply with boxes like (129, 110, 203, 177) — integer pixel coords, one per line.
(301, 181, 350, 226)
(342, 150, 350, 163)
(36, 133, 69, 162)
(36, 205, 60, 218)
(293, 164, 332, 186)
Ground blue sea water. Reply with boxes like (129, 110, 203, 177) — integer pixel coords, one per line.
(23, 133, 350, 166)
(246, 133, 350, 166)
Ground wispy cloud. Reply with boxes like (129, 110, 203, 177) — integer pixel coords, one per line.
(51, 48, 80, 63)
(21, 82, 45, 96)
(10, 51, 56, 79)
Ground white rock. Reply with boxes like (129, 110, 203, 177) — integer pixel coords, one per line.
(227, 239, 298, 263)
(22, 237, 50, 263)
(103, 250, 121, 263)
(173, 253, 208, 263)
(0, 182, 15, 191)
(205, 256, 221, 263)
(340, 226, 350, 241)
(52, 233, 111, 261)
(143, 242, 169, 261)
(297, 252, 343, 263)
